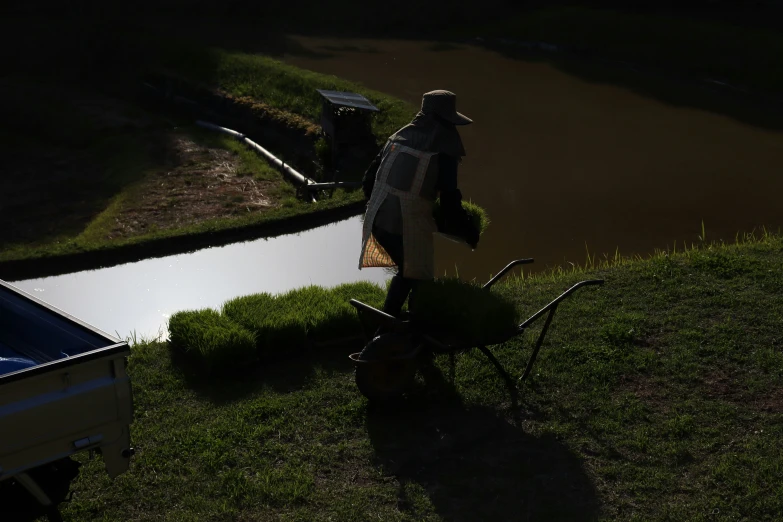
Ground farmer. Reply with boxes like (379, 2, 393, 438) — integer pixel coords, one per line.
(359, 90, 480, 319)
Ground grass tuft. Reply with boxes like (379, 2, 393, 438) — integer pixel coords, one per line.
(183, 49, 415, 144)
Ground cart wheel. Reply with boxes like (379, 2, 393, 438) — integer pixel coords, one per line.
(354, 333, 419, 403)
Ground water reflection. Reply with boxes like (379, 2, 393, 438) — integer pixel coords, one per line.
(9, 216, 389, 341)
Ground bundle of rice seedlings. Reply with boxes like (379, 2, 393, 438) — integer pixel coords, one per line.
(432, 200, 491, 241)
(168, 309, 257, 373)
(414, 278, 518, 344)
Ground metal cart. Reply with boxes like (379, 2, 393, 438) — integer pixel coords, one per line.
(348, 259, 604, 402)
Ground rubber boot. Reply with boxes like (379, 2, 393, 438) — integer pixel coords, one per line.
(383, 274, 413, 318)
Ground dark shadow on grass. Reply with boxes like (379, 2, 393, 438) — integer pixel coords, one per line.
(365, 394, 600, 521)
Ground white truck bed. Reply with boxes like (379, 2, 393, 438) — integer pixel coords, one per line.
(0, 279, 134, 520)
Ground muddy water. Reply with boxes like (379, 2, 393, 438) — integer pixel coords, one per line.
(285, 37, 783, 281)
(9, 217, 388, 340)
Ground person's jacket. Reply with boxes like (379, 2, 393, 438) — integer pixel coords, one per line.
(362, 149, 478, 246)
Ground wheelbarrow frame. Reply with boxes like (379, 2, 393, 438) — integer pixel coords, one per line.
(348, 259, 604, 387)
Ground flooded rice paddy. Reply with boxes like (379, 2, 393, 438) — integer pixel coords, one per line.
(285, 37, 783, 281)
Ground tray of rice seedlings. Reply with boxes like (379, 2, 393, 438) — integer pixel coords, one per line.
(413, 277, 518, 347)
(223, 284, 388, 356)
(223, 287, 333, 357)
(322, 281, 387, 344)
(168, 308, 257, 374)
(433, 200, 490, 244)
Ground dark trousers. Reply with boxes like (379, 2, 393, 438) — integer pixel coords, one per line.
(372, 226, 420, 318)
(371, 227, 437, 367)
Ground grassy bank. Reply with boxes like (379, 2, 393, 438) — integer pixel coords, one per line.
(466, 6, 783, 94)
(0, 186, 358, 266)
(0, 68, 344, 260)
(0, 87, 356, 267)
(179, 49, 415, 143)
(56, 233, 783, 520)
(0, 20, 417, 269)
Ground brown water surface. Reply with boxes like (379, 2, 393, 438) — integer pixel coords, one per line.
(284, 37, 783, 281)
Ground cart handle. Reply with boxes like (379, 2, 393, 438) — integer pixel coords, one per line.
(518, 279, 604, 330)
(482, 259, 535, 290)
(515, 279, 604, 381)
(349, 299, 402, 330)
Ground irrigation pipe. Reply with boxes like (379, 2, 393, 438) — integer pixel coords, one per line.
(196, 120, 318, 203)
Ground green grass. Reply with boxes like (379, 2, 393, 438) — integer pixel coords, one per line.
(55, 231, 783, 520)
(173, 48, 415, 143)
(168, 308, 257, 374)
(467, 6, 783, 93)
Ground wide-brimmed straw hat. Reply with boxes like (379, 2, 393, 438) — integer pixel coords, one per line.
(420, 90, 472, 125)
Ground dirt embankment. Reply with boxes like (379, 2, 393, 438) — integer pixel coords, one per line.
(108, 133, 281, 240)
